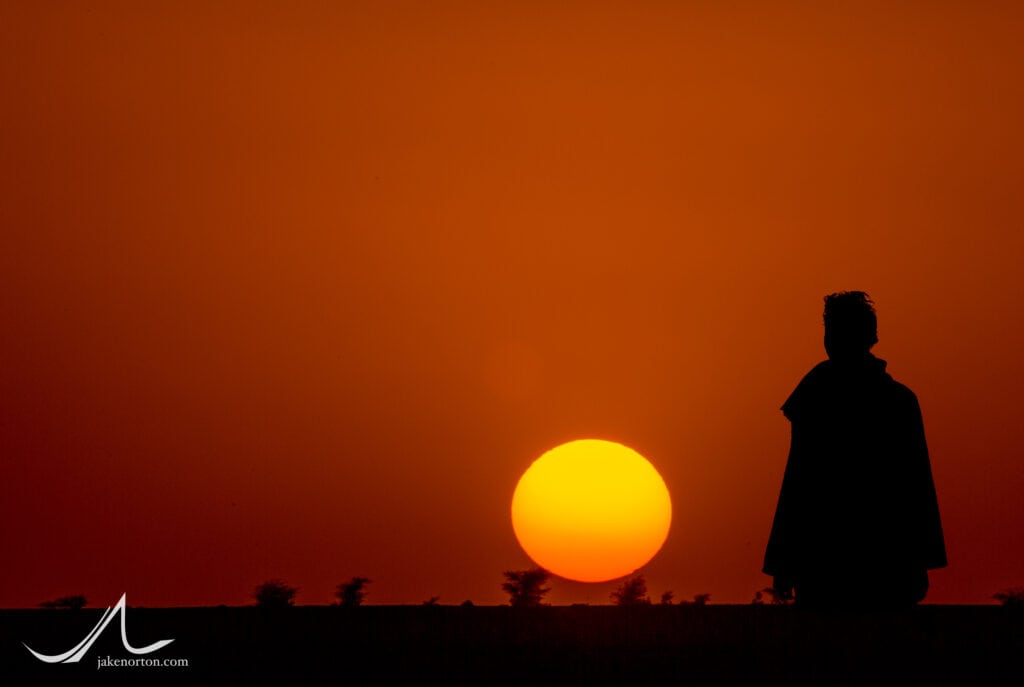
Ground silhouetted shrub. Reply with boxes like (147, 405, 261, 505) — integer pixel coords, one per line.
(422, 596, 440, 606)
(681, 593, 710, 607)
(502, 568, 551, 607)
(253, 579, 297, 608)
(994, 588, 1024, 607)
(336, 577, 372, 607)
(659, 591, 675, 605)
(39, 595, 87, 610)
(611, 575, 650, 606)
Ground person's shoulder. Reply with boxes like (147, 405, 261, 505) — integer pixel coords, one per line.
(789, 359, 834, 395)
(781, 360, 831, 420)
(884, 375, 921, 409)
(800, 359, 833, 383)
(889, 379, 916, 396)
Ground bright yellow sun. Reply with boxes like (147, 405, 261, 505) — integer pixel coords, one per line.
(511, 439, 672, 583)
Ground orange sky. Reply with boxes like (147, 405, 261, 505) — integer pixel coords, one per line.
(2, 1, 1023, 607)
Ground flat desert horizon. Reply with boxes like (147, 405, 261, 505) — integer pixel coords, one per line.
(4, 604, 1022, 684)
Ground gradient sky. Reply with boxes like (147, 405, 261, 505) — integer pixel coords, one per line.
(2, 1, 1023, 607)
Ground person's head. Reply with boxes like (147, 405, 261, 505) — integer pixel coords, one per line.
(823, 291, 878, 360)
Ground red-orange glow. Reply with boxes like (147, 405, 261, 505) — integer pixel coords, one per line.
(2, 2, 1023, 607)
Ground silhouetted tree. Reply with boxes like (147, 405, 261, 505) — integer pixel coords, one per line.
(502, 568, 551, 607)
(336, 577, 372, 607)
(39, 594, 87, 610)
(253, 579, 297, 608)
(994, 588, 1024, 607)
(688, 589, 712, 606)
(659, 591, 675, 605)
(611, 575, 650, 606)
(460, 599, 475, 608)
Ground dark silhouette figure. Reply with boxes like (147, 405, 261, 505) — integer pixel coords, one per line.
(764, 292, 947, 608)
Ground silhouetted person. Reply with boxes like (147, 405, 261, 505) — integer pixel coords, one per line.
(763, 292, 947, 608)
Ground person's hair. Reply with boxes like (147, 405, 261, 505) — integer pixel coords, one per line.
(823, 291, 878, 352)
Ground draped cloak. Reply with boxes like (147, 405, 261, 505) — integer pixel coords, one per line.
(763, 355, 947, 603)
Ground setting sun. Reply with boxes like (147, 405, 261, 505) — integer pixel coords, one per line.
(511, 439, 672, 583)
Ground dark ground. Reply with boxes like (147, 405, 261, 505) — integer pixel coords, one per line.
(2, 605, 1021, 685)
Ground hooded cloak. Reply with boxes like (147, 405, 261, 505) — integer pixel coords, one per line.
(763, 354, 947, 604)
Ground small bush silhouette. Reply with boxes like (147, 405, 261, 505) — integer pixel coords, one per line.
(422, 596, 440, 606)
(611, 575, 650, 606)
(39, 594, 87, 610)
(994, 588, 1024, 607)
(681, 593, 711, 606)
(336, 577, 372, 607)
(253, 579, 297, 608)
(502, 568, 551, 607)
(660, 591, 675, 605)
